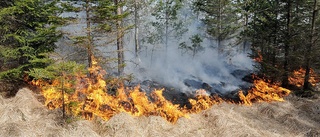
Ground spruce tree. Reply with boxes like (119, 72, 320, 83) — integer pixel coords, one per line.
(0, 0, 64, 80)
(63, 0, 130, 76)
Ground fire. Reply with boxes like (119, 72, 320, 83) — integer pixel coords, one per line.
(239, 76, 291, 106)
(289, 68, 319, 88)
(253, 51, 263, 62)
(29, 60, 292, 123)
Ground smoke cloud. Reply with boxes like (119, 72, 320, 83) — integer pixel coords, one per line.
(56, 1, 254, 95)
(125, 19, 254, 95)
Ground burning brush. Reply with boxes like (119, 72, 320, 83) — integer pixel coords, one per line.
(288, 68, 320, 88)
(29, 59, 291, 123)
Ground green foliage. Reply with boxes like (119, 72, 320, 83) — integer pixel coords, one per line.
(193, 0, 238, 50)
(145, 0, 187, 45)
(28, 61, 87, 80)
(94, 0, 131, 33)
(0, 0, 64, 80)
(179, 34, 203, 57)
(243, 0, 320, 86)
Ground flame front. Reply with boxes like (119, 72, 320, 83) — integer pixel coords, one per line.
(30, 62, 292, 123)
(289, 68, 319, 88)
(239, 76, 291, 106)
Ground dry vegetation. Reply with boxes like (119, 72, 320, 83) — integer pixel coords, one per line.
(0, 88, 319, 137)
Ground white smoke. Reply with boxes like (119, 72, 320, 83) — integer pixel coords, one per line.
(123, 1, 255, 94)
(56, 1, 254, 94)
(125, 22, 253, 94)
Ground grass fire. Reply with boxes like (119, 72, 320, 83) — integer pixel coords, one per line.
(30, 58, 292, 123)
(1, 0, 320, 136)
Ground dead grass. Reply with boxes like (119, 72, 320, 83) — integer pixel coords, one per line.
(0, 88, 319, 137)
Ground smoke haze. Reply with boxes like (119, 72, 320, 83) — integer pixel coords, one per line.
(125, 19, 254, 94)
(56, 1, 254, 95)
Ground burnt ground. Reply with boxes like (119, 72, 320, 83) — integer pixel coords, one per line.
(0, 88, 319, 137)
(0, 79, 27, 98)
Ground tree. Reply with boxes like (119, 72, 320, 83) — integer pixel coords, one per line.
(244, 0, 284, 81)
(234, 0, 254, 53)
(94, 0, 130, 76)
(29, 61, 86, 118)
(115, 0, 125, 75)
(245, 0, 320, 88)
(303, 0, 319, 90)
(85, 0, 94, 69)
(179, 34, 203, 58)
(193, 0, 238, 54)
(134, 0, 140, 58)
(145, 0, 187, 61)
(0, 0, 64, 80)
(64, 0, 130, 76)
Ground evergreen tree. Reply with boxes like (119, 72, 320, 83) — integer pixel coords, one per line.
(146, 0, 186, 50)
(246, 0, 320, 88)
(193, 0, 238, 54)
(0, 0, 64, 80)
(178, 34, 203, 58)
(64, 0, 130, 76)
(246, 0, 285, 81)
(303, 0, 319, 90)
(95, 0, 130, 75)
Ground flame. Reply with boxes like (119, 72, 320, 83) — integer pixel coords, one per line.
(239, 76, 291, 106)
(253, 51, 263, 62)
(288, 68, 319, 88)
(29, 60, 292, 123)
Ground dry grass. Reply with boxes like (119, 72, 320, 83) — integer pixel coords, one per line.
(0, 88, 319, 137)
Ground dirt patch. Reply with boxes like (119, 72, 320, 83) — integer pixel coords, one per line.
(0, 80, 26, 98)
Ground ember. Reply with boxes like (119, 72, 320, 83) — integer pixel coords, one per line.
(253, 51, 263, 63)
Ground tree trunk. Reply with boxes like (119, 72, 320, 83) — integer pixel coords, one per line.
(303, 0, 318, 90)
(134, 0, 139, 59)
(242, 1, 249, 53)
(115, 0, 124, 75)
(165, 0, 169, 65)
(86, 0, 93, 68)
(61, 72, 65, 119)
(272, 0, 280, 67)
(282, 0, 291, 88)
(218, 0, 222, 55)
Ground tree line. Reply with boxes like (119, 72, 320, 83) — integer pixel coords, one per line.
(0, 0, 319, 92)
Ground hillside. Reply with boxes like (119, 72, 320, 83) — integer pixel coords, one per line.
(0, 88, 319, 137)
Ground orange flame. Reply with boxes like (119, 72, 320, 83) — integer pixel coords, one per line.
(288, 68, 319, 88)
(253, 51, 263, 62)
(29, 61, 291, 123)
(239, 76, 291, 106)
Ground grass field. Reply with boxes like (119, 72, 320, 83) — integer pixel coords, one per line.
(0, 88, 319, 137)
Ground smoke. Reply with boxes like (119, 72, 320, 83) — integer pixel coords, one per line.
(125, 17, 254, 94)
(55, 1, 254, 95)
(126, 46, 253, 93)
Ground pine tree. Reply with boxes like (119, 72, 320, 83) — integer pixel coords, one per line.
(144, 0, 187, 64)
(303, 0, 319, 90)
(193, 0, 238, 54)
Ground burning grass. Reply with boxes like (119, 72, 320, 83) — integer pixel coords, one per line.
(2, 88, 320, 136)
(29, 60, 291, 123)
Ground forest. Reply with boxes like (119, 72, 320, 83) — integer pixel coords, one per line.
(0, 0, 320, 128)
